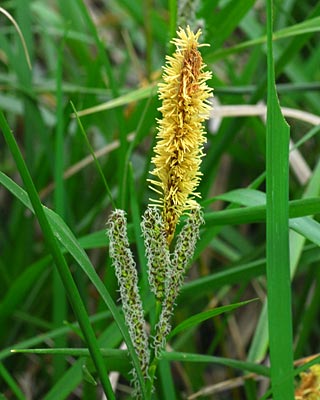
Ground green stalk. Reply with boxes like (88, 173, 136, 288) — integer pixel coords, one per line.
(0, 112, 115, 399)
(266, 1, 294, 399)
(145, 299, 162, 397)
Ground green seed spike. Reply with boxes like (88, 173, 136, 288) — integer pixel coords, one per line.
(153, 205, 204, 357)
(107, 209, 150, 396)
(141, 207, 171, 302)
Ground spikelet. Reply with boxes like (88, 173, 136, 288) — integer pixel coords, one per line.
(153, 205, 204, 356)
(141, 207, 171, 302)
(149, 26, 212, 244)
(106, 210, 150, 394)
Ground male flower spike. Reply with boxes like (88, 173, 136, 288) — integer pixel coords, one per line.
(149, 26, 212, 244)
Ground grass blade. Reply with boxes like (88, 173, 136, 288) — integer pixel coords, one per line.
(0, 169, 146, 397)
(169, 299, 256, 339)
(265, 1, 294, 398)
(0, 111, 115, 399)
(162, 351, 269, 377)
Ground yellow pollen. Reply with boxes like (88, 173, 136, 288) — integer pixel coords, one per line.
(148, 26, 213, 245)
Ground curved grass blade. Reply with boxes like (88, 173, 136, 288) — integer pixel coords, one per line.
(0, 7, 31, 69)
(180, 259, 266, 302)
(169, 299, 257, 339)
(73, 84, 157, 117)
(0, 111, 115, 399)
(0, 170, 146, 397)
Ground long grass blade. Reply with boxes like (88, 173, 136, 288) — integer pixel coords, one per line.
(265, 1, 294, 398)
(0, 169, 147, 397)
(0, 111, 116, 399)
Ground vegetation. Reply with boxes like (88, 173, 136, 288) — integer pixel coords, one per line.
(1, 0, 320, 399)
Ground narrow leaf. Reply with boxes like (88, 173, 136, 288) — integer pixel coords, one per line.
(169, 299, 256, 338)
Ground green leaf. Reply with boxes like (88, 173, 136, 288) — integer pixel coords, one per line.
(0, 111, 116, 400)
(169, 299, 257, 338)
(0, 170, 145, 396)
(213, 188, 266, 207)
(290, 217, 320, 245)
(161, 351, 270, 377)
(74, 84, 157, 117)
(248, 159, 320, 363)
(265, 1, 294, 398)
(204, 197, 320, 226)
(180, 259, 265, 301)
(207, 16, 320, 62)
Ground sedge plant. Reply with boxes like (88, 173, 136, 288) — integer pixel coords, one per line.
(2, 1, 320, 399)
(106, 26, 212, 397)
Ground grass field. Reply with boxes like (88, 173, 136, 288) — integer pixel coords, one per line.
(1, 0, 320, 399)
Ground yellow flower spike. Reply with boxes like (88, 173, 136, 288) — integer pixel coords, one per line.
(295, 364, 320, 400)
(149, 26, 212, 244)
